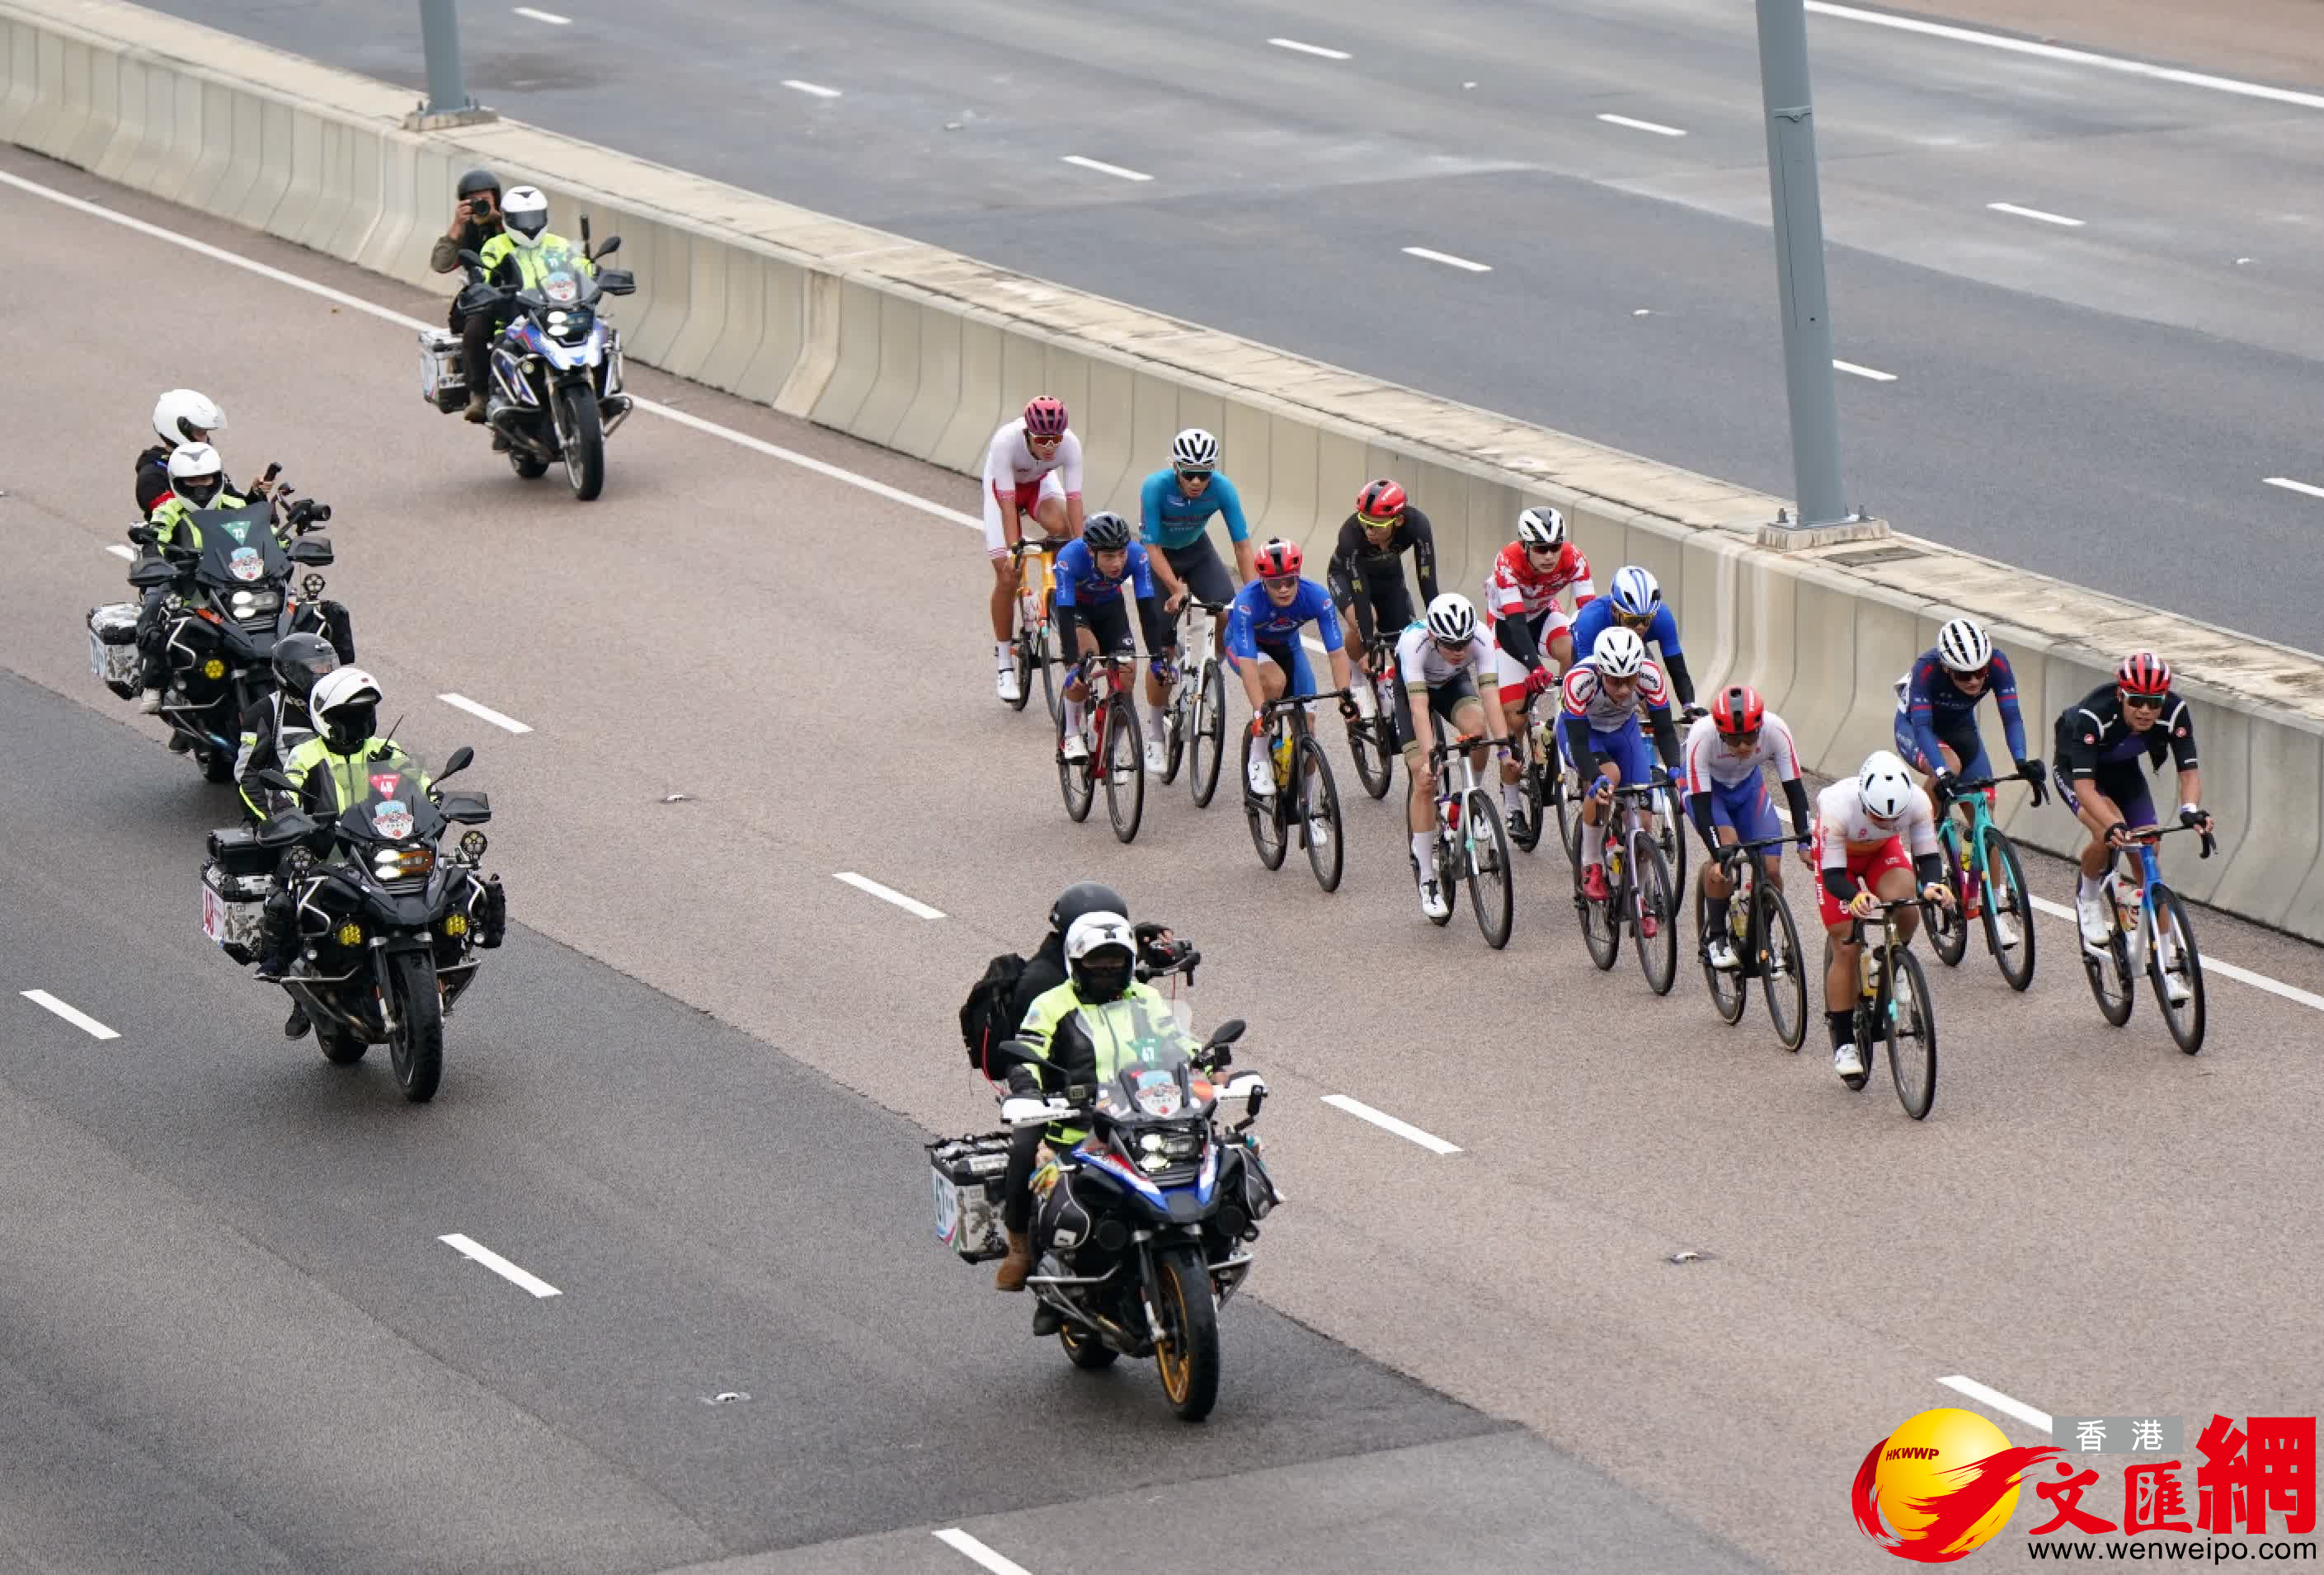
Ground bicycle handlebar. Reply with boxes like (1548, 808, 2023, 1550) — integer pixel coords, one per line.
(1009, 536, 1072, 557)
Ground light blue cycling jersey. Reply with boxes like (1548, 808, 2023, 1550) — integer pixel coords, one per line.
(1137, 468, 1250, 552)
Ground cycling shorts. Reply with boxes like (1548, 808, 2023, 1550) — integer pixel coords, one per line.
(1893, 712, 1992, 787)
(1228, 640, 1314, 700)
(1068, 597, 1136, 661)
(1560, 716, 1652, 791)
(2052, 761, 2157, 835)
(1393, 671, 1482, 756)
(1493, 609, 1574, 707)
(1812, 830, 1913, 931)
(1706, 773, 1781, 846)
(984, 470, 1068, 560)
(1160, 537, 1236, 608)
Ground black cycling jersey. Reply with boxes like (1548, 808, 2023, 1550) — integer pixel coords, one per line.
(2053, 684, 2197, 780)
(1326, 508, 1440, 643)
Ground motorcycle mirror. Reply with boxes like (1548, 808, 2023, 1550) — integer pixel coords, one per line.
(592, 235, 621, 259)
(1205, 1018, 1247, 1049)
(439, 745, 476, 780)
(127, 558, 176, 590)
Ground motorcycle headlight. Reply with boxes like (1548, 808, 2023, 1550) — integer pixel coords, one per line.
(230, 589, 281, 617)
(459, 830, 488, 859)
(372, 846, 435, 878)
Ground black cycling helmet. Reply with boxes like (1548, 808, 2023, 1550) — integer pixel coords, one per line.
(1049, 881, 1127, 935)
(270, 632, 340, 703)
(1082, 511, 1133, 552)
(455, 167, 502, 200)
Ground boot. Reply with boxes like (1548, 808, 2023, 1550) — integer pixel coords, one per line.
(282, 1003, 311, 1041)
(463, 393, 489, 425)
(994, 1229, 1033, 1292)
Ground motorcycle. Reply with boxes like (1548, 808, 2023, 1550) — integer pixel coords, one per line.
(88, 500, 338, 783)
(421, 219, 636, 501)
(223, 745, 503, 1102)
(930, 1004, 1277, 1422)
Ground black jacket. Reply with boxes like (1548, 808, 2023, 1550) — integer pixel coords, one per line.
(1009, 932, 1068, 1037)
(2054, 684, 2197, 779)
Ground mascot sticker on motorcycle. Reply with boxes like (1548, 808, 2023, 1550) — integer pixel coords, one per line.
(1851, 1406, 2059, 1561)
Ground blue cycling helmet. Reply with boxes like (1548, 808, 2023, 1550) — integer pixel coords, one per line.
(1610, 566, 1662, 620)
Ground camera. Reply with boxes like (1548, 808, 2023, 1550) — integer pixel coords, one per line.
(468, 196, 492, 216)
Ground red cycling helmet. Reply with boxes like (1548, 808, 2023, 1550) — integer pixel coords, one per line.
(1356, 478, 1407, 524)
(1254, 538, 1303, 579)
(1022, 396, 1069, 439)
(1711, 684, 1765, 738)
(2117, 651, 2171, 697)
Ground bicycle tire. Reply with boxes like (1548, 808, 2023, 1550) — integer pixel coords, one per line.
(1760, 883, 1809, 1051)
(2148, 885, 2206, 1055)
(1056, 690, 1094, 823)
(1241, 729, 1288, 870)
(1296, 735, 1345, 893)
(1160, 681, 1187, 785)
(1037, 599, 1063, 725)
(1005, 630, 1034, 712)
(1698, 871, 1747, 1025)
(1189, 661, 1226, 808)
(2082, 881, 2137, 1027)
(1579, 844, 1621, 971)
(1980, 827, 2036, 991)
(1102, 693, 1144, 844)
(1347, 698, 1394, 801)
(1464, 790, 1515, 949)
(1885, 946, 1938, 1121)
(1510, 754, 1547, 853)
(1654, 781, 1688, 898)
(1550, 765, 1580, 879)
(1926, 825, 1969, 968)
(1633, 837, 1677, 995)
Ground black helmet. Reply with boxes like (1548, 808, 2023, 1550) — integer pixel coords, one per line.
(455, 167, 501, 200)
(271, 632, 340, 703)
(1049, 881, 1127, 935)
(1082, 511, 1133, 552)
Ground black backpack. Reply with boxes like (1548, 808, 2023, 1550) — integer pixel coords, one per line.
(959, 952, 1028, 1078)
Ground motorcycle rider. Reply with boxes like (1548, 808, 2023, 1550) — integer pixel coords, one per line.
(462, 185, 595, 425)
(431, 167, 506, 425)
(234, 632, 340, 823)
(134, 444, 248, 713)
(135, 388, 249, 515)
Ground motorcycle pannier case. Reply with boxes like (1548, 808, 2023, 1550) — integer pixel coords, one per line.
(926, 1132, 1013, 1262)
(87, 602, 142, 698)
(417, 329, 467, 411)
(201, 826, 275, 961)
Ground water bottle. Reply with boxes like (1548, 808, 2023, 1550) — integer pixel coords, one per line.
(1859, 946, 1880, 999)
(1445, 795, 1462, 832)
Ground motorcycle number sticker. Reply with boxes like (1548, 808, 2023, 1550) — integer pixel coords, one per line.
(228, 546, 266, 582)
(931, 1168, 957, 1243)
(371, 799, 416, 840)
(202, 882, 227, 943)
(369, 773, 401, 798)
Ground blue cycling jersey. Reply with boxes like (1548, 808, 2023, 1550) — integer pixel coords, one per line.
(1570, 598, 1682, 665)
(1138, 468, 1249, 552)
(1225, 578, 1343, 659)
(1052, 538, 1156, 608)
(1899, 647, 2028, 765)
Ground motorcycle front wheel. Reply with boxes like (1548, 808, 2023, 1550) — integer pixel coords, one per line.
(1150, 1243, 1220, 1422)
(388, 950, 445, 1102)
(555, 381, 606, 501)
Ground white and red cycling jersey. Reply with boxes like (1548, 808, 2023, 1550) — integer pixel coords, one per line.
(1681, 710, 1802, 794)
(1481, 540, 1595, 633)
(980, 418, 1085, 557)
(1560, 656, 1669, 732)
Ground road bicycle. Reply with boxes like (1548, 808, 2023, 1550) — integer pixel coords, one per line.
(1157, 596, 1230, 807)
(1056, 654, 1144, 843)
(1505, 687, 1565, 857)
(1694, 833, 1810, 1050)
(1829, 897, 1938, 1121)
(1414, 732, 1516, 948)
(1919, 773, 2037, 991)
(2081, 821, 2213, 1054)
(1005, 535, 1069, 722)
(1238, 691, 1348, 892)
(1342, 632, 1400, 801)
(1574, 780, 1677, 993)
(1555, 739, 1689, 898)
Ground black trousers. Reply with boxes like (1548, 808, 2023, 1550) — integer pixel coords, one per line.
(459, 313, 496, 399)
(1000, 1125, 1046, 1234)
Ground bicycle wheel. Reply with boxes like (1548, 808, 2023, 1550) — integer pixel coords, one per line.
(1979, 828, 2036, 992)
(1579, 844, 1621, 971)
(1550, 767, 1580, 878)
(1296, 736, 1344, 893)
(1926, 827, 1969, 968)
(2147, 886, 2206, 1055)
(1760, 885, 1809, 1051)
(1037, 601, 1063, 725)
(1160, 683, 1187, 785)
(1884, 947, 1938, 1121)
(1005, 629, 1035, 712)
(1463, 790, 1514, 949)
(1632, 838, 1677, 995)
(1653, 782, 1687, 897)
(1102, 694, 1144, 844)
(1698, 872, 1747, 1024)
(1510, 755, 1547, 853)
(1056, 697, 1094, 823)
(1188, 661, 1226, 808)
(2081, 882, 2137, 1027)
(1346, 706, 1394, 801)
(1241, 730, 1287, 870)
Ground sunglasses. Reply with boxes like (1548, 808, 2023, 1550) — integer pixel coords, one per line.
(1175, 468, 1213, 483)
(2121, 692, 2166, 711)
(1722, 728, 1762, 746)
(1361, 515, 1403, 532)
(1027, 433, 1062, 450)
(1616, 612, 1652, 630)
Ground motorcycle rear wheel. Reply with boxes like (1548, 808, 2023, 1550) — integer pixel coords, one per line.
(1151, 1244, 1220, 1422)
(388, 951, 445, 1102)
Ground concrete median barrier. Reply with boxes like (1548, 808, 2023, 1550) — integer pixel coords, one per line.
(9, 0, 2324, 939)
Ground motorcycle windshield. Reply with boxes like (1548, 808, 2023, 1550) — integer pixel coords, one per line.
(189, 504, 289, 592)
(333, 766, 447, 849)
(1080, 999, 1212, 1122)
(521, 245, 600, 312)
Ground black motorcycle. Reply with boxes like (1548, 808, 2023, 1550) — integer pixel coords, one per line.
(237, 745, 501, 1102)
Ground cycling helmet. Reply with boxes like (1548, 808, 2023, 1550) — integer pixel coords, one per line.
(167, 442, 227, 507)
(1050, 881, 1128, 935)
(1064, 911, 1136, 1002)
(312, 666, 383, 754)
(1591, 625, 1647, 678)
(1517, 505, 1567, 552)
(1425, 593, 1478, 645)
(1254, 538, 1303, 579)
(1171, 428, 1219, 472)
(271, 632, 341, 704)
(1858, 750, 1914, 821)
(151, 388, 223, 449)
(1609, 566, 1662, 620)
(2117, 651, 2172, 697)
(455, 167, 501, 200)
(1355, 478, 1407, 525)
(501, 186, 550, 247)
(1022, 396, 1070, 439)
(1082, 511, 1133, 552)
(1936, 617, 1992, 674)
(1711, 684, 1764, 739)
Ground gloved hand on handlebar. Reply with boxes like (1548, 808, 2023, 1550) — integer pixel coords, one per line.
(1932, 767, 1959, 803)
(1524, 665, 1556, 698)
(2017, 758, 2049, 808)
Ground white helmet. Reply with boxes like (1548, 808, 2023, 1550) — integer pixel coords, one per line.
(312, 665, 383, 752)
(1064, 910, 1137, 999)
(1591, 625, 1648, 678)
(167, 442, 227, 506)
(1858, 750, 1915, 821)
(1424, 592, 1477, 645)
(1936, 617, 1992, 674)
(1517, 505, 1566, 552)
(501, 185, 550, 247)
(152, 388, 224, 449)
(1171, 427, 1219, 470)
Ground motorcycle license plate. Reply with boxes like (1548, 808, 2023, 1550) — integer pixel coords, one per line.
(201, 882, 228, 943)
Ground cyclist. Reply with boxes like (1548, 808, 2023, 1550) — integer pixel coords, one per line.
(1397, 593, 1510, 921)
(1137, 427, 1255, 607)
(1482, 504, 1596, 839)
(1326, 479, 1440, 724)
(982, 396, 1085, 703)
(1569, 566, 1697, 710)
(1051, 511, 1175, 773)
(1225, 539, 1357, 840)
(1894, 616, 2047, 833)
(1814, 751, 1951, 1083)
(1560, 626, 1685, 923)
(2053, 651, 2211, 957)
(1683, 684, 1814, 971)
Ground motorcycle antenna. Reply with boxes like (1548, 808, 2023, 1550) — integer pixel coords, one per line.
(379, 712, 407, 751)
(580, 212, 592, 250)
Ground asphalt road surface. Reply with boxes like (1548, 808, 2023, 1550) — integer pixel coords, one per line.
(5, 144, 2322, 1572)
(125, 0, 2324, 655)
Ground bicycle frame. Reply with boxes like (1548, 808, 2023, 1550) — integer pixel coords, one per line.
(1708, 833, 1795, 973)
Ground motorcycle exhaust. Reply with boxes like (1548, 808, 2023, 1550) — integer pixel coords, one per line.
(488, 406, 553, 458)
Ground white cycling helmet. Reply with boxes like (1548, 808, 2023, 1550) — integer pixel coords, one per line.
(1424, 592, 1477, 645)
(1936, 617, 1992, 674)
(1064, 910, 1137, 999)
(1170, 427, 1219, 471)
(1609, 565, 1662, 619)
(312, 665, 383, 753)
(1858, 750, 1915, 821)
(501, 185, 550, 247)
(1516, 505, 1566, 552)
(1591, 625, 1648, 678)
(167, 442, 227, 506)
(152, 388, 224, 449)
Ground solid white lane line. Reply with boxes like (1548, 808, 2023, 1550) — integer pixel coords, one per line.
(1805, 0, 2324, 114)
(1986, 200, 2085, 228)
(1322, 1094, 1462, 1155)
(439, 1234, 562, 1298)
(934, 1529, 1035, 1575)
(437, 693, 534, 734)
(1061, 155, 1152, 183)
(781, 80, 842, 99)
(2264, 476, 2324, 501)
(1402, 246, 1493, 274)
(511, 6, 570, 22)
(2025, 896, 2324, 1012)
(20, 990, 120, 1041)
(1268, 37, 1351, 60)
(1832, 359, 1896, 382)
(1939, 1374, 2052, 1432)
(833, 872, 946, 920)
(105, 543, 135, 560)
(1597, 112, 1687, 138)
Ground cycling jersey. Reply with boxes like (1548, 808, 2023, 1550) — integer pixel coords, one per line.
(980, 419, 1084, 558)
(1224, 579, 1343, 660)
(1560, 656, 1670, 731)
(1393, 623, 1491, 690)
(1570, 597, 1692, 706)
(1481, 540, 1595, 630)
(1326, 510, 1440, 645)
(1894, 647, 2028, 773)
(1054, 538, 1168, 660)
(1052, 538, 1155, 609)
(1682, 712, 1811, 854)
(1137, 468, 1249, 551)
(1813, 778, 1942, 924)
(2054, 684, 2197, 778)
